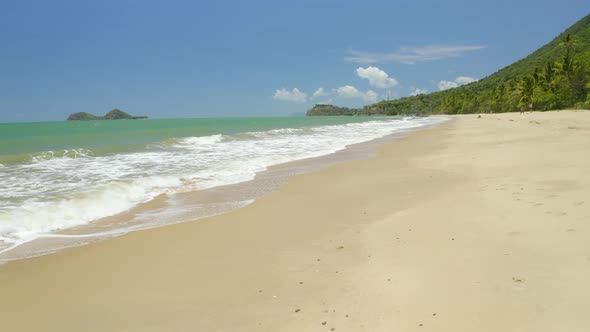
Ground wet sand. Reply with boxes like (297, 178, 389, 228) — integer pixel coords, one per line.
(1, 111, 589, 331)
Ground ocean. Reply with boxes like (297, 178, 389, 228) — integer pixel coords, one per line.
(0, 115, 447, 261)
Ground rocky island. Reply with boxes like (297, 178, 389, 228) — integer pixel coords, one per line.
(67, 109, 148, 121)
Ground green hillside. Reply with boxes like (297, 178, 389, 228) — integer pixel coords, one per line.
(308, 13, 590, 116)
(306, 104, 360, 116)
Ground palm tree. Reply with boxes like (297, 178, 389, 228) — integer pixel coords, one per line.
(557, 53, 585, 84)
(532, 67, 541, 85)
(542, 61, 558, 92)
(559, 34, 577, 60)
(516, 76, 535, 108)
(557, 34, 582, 80)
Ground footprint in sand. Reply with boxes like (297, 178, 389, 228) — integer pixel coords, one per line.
(511, 277, 527, 291)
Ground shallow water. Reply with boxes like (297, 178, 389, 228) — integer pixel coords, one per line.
(0, 115, 448, 261)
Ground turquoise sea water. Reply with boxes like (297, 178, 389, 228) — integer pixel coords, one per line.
(0, 117, 382, 162)
(0, 115, 447, 260)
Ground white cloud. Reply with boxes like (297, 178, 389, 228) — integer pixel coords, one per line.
(356, 66, 399, 89)
(273, 88, 308, 102)
(312, 87, 329, 99)
(336, 85, 360, 98)
(317, 98, 334, 105)
(455, 76, 477, 85)
(335, 85, 378, 103)
(364, 90, 379, 103)
(345, 44, 487, 65)
(437, 75, 479, 91)
(410, 88, 428, 96)
(437, 80, 459, 91)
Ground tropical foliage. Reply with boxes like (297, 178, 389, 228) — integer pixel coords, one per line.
(307, 14, 590, 116)
(306, 104, 360, 116)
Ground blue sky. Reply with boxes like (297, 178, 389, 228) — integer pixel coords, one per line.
(1, 0, 589, 122)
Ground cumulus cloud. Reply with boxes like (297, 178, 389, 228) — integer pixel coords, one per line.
(437, 75, 479, 91)
(336, 85, 360, 98)
(364, 90, 379, 103)
(410, 88, 428, 96)
(312, 87, 329, 99)
(345, 44, 487, 65)
(336, 85, 378, 103)
(437, 80, 459, 91)
(356, 66, 399, 89)
(455, 76, 477, 85)
(273, 88, 308, 102)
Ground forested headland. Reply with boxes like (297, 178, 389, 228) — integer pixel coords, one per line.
(307, 13, 590, 116)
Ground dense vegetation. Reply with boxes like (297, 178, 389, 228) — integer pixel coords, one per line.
(307, 13, 590, 116)
(66, 112, 102, 120)
(67, 109, 148, 120)
(306, 104, 361, 116)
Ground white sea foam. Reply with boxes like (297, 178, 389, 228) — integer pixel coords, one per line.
(175, 134, 224, 146)
(29, 148, 95, 162)
(0, 117, 447, 253)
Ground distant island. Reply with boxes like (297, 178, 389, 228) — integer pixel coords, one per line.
(67, 109, 148, 121)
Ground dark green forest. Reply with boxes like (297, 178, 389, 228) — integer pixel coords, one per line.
(308, 14, 590, 116)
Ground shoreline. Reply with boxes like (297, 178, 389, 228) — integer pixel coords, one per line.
(1, 111, 589, 331)
(0, 116, 446, 263)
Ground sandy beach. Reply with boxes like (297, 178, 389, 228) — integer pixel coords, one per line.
(1, 111, 590, 332)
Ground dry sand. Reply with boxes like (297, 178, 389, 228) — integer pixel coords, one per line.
(1, 111, 589, 331)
